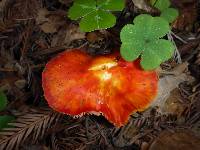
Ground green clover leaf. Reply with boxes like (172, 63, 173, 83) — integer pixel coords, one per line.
(120, 14, 175, 70)
(150, 0, 179, 23)
(133, 14, 170, 40)
(0, 115, 15, 130)
(150, 0, 170, 11)
(161, 8, 179, 23)
(0, 91, 8, 111)
(68, 0, 124, 32)
(0, 91, 15, 130)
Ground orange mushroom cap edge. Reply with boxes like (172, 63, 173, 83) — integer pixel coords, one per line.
(42, 49, 158, 127)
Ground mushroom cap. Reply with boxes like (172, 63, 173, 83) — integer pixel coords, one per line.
(42, 49, 158, 126)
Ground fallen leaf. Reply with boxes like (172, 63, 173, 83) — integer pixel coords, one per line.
(157, 62, 189, 76)
(51, 23, 85, 47)
(36, 8, 66, 33)
(58, 0, 73, 6)
(170, 62, 189, 76)
(86, 31, 104, 43)
(14, 79, 26, 89)
(195, 49, 200, 65)
(163, 88, 187, 115)
(149, 129, 200, 150)
(131, 0, 158, 13)
(151, 73, 194, 112)
(0, 0, 42, 28)
(172, 1, 198, 31)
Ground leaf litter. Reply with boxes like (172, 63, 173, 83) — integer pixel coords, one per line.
(0, 0, 200, 149)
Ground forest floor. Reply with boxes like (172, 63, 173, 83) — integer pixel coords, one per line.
(0, 0, 200, 150)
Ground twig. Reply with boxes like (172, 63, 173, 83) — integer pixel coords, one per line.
(95, 122, 109, 145)
(192, 83, 200, 92)
(170, 31, 188, 44)
(0, 68, 17, 72)
(168, 32, 182, 64)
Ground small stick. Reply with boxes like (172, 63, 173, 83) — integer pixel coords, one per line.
(168, 32, 182, 64)
(170, 31, 188, 44)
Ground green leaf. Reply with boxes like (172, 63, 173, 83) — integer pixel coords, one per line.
(120, 24, 144, 61)
(161, 8, 179, 23)
(120, 14, 174, 70)
(0, 115, 15, 130)
(68, 0, 124, 32)
(68, 0, 96, 20)
(150, 0, 170, 11)
(0, 91, 8, 111)
(80, 9, 116, 32)
(141, 39, 175, 70)
(97, 0, 124, 11)
(133, 14, 170, 40)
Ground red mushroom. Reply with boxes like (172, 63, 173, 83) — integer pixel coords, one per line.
(42, 49, 158, 126)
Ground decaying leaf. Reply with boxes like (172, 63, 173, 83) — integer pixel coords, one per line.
(51, 23, 85, 47)
(131, 0, 158, 13)
(0, 0, 199, 149)
(0, 0, 42, 29)
(58, 0, 73, 6)
(163, 88, 187, 115)
(151, 72, 193, 112)
(195, 49, 200, 65)
(86, 31, 104, 43)
(149, 129, 200, 150)
(172, 1, 198, 31)
(36, 8, 66, 33)
(14, 79, 26, 89)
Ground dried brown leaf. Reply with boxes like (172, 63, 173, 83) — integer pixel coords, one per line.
(1, 0, 42, 29)
(151, 73, 194, 112)
(36, 8, 66, 33)
(51, 23, 85, 47)
(58, 0, 73, 6)
(149, 129, 200, 150)
(195, 49, 200, 65)
(163, 88, 187, 115)
(131, 0, 158, 13)
(172, 1, 198, 31)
